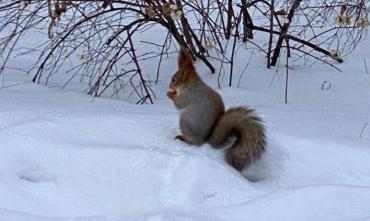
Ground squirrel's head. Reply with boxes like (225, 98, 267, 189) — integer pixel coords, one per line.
(169, 48, 199, 90)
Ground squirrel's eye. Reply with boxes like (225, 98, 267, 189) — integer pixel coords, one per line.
(172, 78, 176, 83)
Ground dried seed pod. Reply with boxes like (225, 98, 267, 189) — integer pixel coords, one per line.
(162, 3, 171, 16)
(203, 42, 214, 50)
(357, 17, 369, 28)
(330, 50, 342, 59)
(78, 53, 89, 63)
(170, 9, 182, 21)
(145, 5, 156, 18)
(335, 15, 351, 25)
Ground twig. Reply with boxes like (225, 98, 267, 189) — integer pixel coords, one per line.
(285, 50, 289, 104)
(229, 12, 242, 87)
(364, 59, 369, 74)
(155, 32, 171, 84)
(267, 0, 274, 69)
(360, 123, 368, 139)
(127, 29, 153, 104)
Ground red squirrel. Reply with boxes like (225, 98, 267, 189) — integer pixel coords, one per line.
(167, 49, 266, 171)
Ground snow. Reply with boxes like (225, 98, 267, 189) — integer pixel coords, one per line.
(1, 23, 370, 221)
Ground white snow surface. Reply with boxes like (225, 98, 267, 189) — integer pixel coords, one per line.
(1, 31, 370, 220)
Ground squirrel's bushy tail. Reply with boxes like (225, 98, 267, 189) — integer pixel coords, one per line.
(209, 106, 266, 171)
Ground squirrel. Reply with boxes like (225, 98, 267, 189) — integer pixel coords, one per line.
(167, 49, 266, 172)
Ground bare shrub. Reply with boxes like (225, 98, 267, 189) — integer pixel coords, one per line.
(0, 0, 369, 102)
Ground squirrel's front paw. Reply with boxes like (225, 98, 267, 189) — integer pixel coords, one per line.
(167, 89, 177, 100)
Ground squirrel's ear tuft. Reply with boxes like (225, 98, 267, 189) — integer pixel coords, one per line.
(178, 48, 194, 71)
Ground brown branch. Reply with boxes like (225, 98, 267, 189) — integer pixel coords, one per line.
(225, 0, 234, 39)
(241, 0, 254, 41)
(253, 25, 344, 63)
(270, 0, 302, 66)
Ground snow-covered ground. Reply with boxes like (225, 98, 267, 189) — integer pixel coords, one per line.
(1, 25, 370, 220)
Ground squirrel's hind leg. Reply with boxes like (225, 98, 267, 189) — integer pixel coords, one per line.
(174, 134, 204, 146)
(178, 115, 207, 145)
(174, 135, 193, 144)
